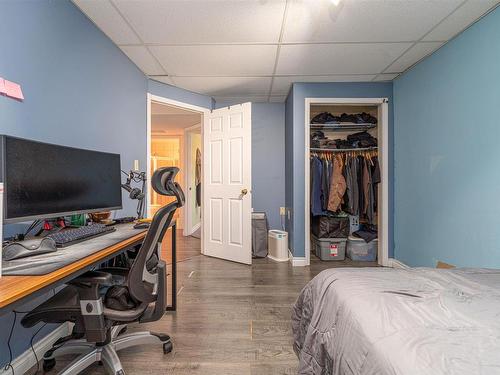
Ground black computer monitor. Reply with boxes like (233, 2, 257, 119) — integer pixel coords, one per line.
(0, 135, 122, 223)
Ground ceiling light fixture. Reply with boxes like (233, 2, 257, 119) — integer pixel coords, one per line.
(330, 0, 341, 5)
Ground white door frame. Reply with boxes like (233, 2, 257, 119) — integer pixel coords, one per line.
(147, 94, 209, 246)
(184, 123, 202, 236)
(304, 97, 390, 267)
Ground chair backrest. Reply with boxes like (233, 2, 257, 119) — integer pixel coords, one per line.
(128, 167, 185, 303)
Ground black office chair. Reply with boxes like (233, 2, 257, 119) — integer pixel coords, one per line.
(21, 167, 185, 375)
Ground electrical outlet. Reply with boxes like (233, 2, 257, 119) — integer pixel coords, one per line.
(279, 207, 286, 216)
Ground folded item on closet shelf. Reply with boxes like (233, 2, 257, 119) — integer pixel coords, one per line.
(311, 112, 340, 124)
(360, 112, 378, 124)
(311, 139, 331, 148)
(339, 112, 378, 124)
(347, 131, 377, 147)
(311, 139, 339, 149)
(353, 225, 378, 243)
(334, 139, 353, 149)
(340, 113, 358, 123)
(311, 130, 326, 140)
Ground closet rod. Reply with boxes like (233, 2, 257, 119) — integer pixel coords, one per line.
(310, 147, 377, 152)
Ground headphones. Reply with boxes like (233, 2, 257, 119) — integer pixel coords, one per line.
(122, 184, 145, 200)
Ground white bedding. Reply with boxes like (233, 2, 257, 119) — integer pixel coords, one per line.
(292, 267, 500, 374)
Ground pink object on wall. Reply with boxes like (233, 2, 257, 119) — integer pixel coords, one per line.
(0, 77, 24, 101)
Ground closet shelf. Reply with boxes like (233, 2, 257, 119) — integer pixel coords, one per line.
(310, 123, 377, 131)
(310, 147, 378, 152)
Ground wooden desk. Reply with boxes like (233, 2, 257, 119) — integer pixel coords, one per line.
(0, 222, 177, 316)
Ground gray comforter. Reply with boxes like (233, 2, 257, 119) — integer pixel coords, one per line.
(292, 267, 500, 374)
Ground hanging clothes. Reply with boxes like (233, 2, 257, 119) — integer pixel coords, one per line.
(363, 159, 370, 217)
(327, 155, 346, 212)
(195, 148, 202, 207)
(321, 158, 330, 211)
(357, 156, 365, 216)
(311, 156, 324, 216)
(310, 151, 379, 222)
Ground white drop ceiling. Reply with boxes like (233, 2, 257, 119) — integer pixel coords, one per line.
(73, 0, 499, 103)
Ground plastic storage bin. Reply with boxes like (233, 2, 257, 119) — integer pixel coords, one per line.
(268, 230, 288, 262)
(346, 235, 378, 261)
(311, 215, 349, 238)
(349, 215, 360, 234)
(311, 235, 346, 261)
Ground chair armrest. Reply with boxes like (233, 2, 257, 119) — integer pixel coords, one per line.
(69, 270, 112, 285)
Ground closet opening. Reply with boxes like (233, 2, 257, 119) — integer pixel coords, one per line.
(304, 98, 389, 267)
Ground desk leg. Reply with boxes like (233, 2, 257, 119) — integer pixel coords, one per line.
(166, 223, 177, 312)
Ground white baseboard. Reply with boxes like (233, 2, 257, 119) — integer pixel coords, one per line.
(288, 250, 308, 267)
(267, 254, 289, 262)
(388, 257, 410, 269)
(184, 222, 201, 237)
(0, 323, 72, 375)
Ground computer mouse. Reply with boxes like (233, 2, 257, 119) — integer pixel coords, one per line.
(3, 237, 57, 261)
(133, 223, 150, 229)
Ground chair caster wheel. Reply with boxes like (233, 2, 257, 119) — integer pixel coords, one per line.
(43, 358, 56, 372)
(163, 342, 173, 354)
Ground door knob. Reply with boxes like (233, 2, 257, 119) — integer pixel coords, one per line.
(241, 188, 248, 195)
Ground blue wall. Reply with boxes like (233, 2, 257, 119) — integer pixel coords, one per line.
(0, 0, 147, 365)
(393, 7, 500, 267)
(286, 82, 394, 258)
(215, 101, 286, 230)
(251, 103, 285, 229)
(148, 79, 213, 110)
(0, 0, 214, 366)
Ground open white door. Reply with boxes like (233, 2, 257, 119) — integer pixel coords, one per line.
(203, 103, 252, 265)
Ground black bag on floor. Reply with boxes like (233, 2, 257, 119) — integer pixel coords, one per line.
(312, 216, 349, 238)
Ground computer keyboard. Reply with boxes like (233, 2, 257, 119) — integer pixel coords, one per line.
(47, 224, 116, 248)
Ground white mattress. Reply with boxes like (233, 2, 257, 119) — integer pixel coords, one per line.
(292, 267, 500, 374)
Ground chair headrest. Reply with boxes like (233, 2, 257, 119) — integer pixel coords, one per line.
(151, 167, 185, 207)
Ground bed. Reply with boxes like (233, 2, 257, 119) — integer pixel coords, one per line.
(292, 267, 500, 374)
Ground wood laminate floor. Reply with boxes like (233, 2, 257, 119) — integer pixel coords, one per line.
(162, 230, 202, 264)
(33, 235, 377, 375)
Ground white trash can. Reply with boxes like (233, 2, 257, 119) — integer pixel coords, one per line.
(268, 230, 289, 262)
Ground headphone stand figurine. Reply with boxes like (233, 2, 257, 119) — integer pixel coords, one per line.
(121, 170, 147, 221)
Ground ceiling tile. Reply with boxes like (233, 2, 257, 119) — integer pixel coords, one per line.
(272, 74, 376, 94)
(114, 0, 286, 44)
(120, 46, 165, 75)
(276, 43, 411, 75)
(423, 0, 499, 41)
(149, 45, 277, 76)
(72, 0, 140, 44)
(385, 42, 443, 73)
(170, 77, 271, 96)
(373, 73, 399, 81)
(282, 0, 461, 43)
(214, 96, 270, 104)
